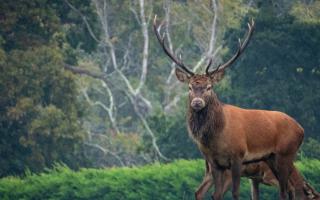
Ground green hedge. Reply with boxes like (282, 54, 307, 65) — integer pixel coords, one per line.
(0, 159, 319, 200)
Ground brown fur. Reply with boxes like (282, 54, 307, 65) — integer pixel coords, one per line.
(188, 91, 224, 149)
(177, 72, 304, 200)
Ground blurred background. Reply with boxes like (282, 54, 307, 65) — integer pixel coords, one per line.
(0, 0, 319, 190)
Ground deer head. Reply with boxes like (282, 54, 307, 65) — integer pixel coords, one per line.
(154, 15, 255, 111)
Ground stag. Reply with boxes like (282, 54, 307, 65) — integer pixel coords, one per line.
(154, 16, 304, 200)
(197, 161, 320, 200)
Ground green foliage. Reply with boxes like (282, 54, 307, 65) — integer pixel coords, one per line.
(148, 106, 201, 159)
(300, 138, 320, 160)
(0, 159, 319, 200)
(0, 0, 99, 53)
(295, 160, 320, 191)
(0, 0, 98, 176)
(290, 1, 320, 24)
(0, 46, 87, 176)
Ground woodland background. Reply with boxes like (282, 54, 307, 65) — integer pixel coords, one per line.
(0, 0, 320, 199)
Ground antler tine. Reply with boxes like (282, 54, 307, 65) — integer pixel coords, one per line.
(153, 15, 194, 76)
(205, 58, 213, 75)
(208, 19, 255, 74)
(211, 64, 222, 74)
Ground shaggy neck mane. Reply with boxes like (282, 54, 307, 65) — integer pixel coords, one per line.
(188, 92, 225, 146)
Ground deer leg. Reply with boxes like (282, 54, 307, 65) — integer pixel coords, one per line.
(265, 154, 279, 179)
(276, 155, 295, 200)
(266, 154, 294, 200)
(210, 166, 232, 199)
(195, 160, 214, 200)
(212, 167, 226, 200)
(250, 179, 260, 200)
(287, 181, 295, 200)
(230, 159, 242, 200)
(221, 170, 232, 195)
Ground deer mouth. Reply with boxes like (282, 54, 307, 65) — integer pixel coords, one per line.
(191, 98, 205, 111)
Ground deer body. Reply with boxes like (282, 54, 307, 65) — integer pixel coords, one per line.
(187, 79, 304, 200)
(154, 16, 305, 200)
(189, 101, 304, 169)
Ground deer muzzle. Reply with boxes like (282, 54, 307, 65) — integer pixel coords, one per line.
(191, 98, 206, 111)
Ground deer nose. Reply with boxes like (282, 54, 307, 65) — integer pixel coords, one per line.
(191, 98, 205, 111)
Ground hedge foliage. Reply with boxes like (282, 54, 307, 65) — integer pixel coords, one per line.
(0, 159, 319, 200)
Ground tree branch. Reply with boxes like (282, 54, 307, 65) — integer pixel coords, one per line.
(64, 0, 101, 43)
(64, 64, 106, 80)
(124, 91, 168, 161)
(84, 142, 125, 166)
(193, 0, 219, 72)
(135, 0, 149, 94)
(81, 85, 120, 134)
(67, 0, 166, 162)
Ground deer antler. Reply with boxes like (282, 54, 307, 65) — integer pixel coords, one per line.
(153, 15, 194, 76)
(206, 19, 255, 75)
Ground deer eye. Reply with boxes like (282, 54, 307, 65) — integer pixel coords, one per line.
(206, 85, 212, 91)
(189, 86, 192, 91)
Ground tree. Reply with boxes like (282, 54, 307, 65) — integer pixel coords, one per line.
(0, 0, 96, 176)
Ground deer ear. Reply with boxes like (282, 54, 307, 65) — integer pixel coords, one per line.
(209, 69, 225, 83)
(175, 68, 190, 83)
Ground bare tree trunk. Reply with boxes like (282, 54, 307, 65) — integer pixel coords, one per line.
(65, 0, 167, 162)
(80, 81, 120, 134)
